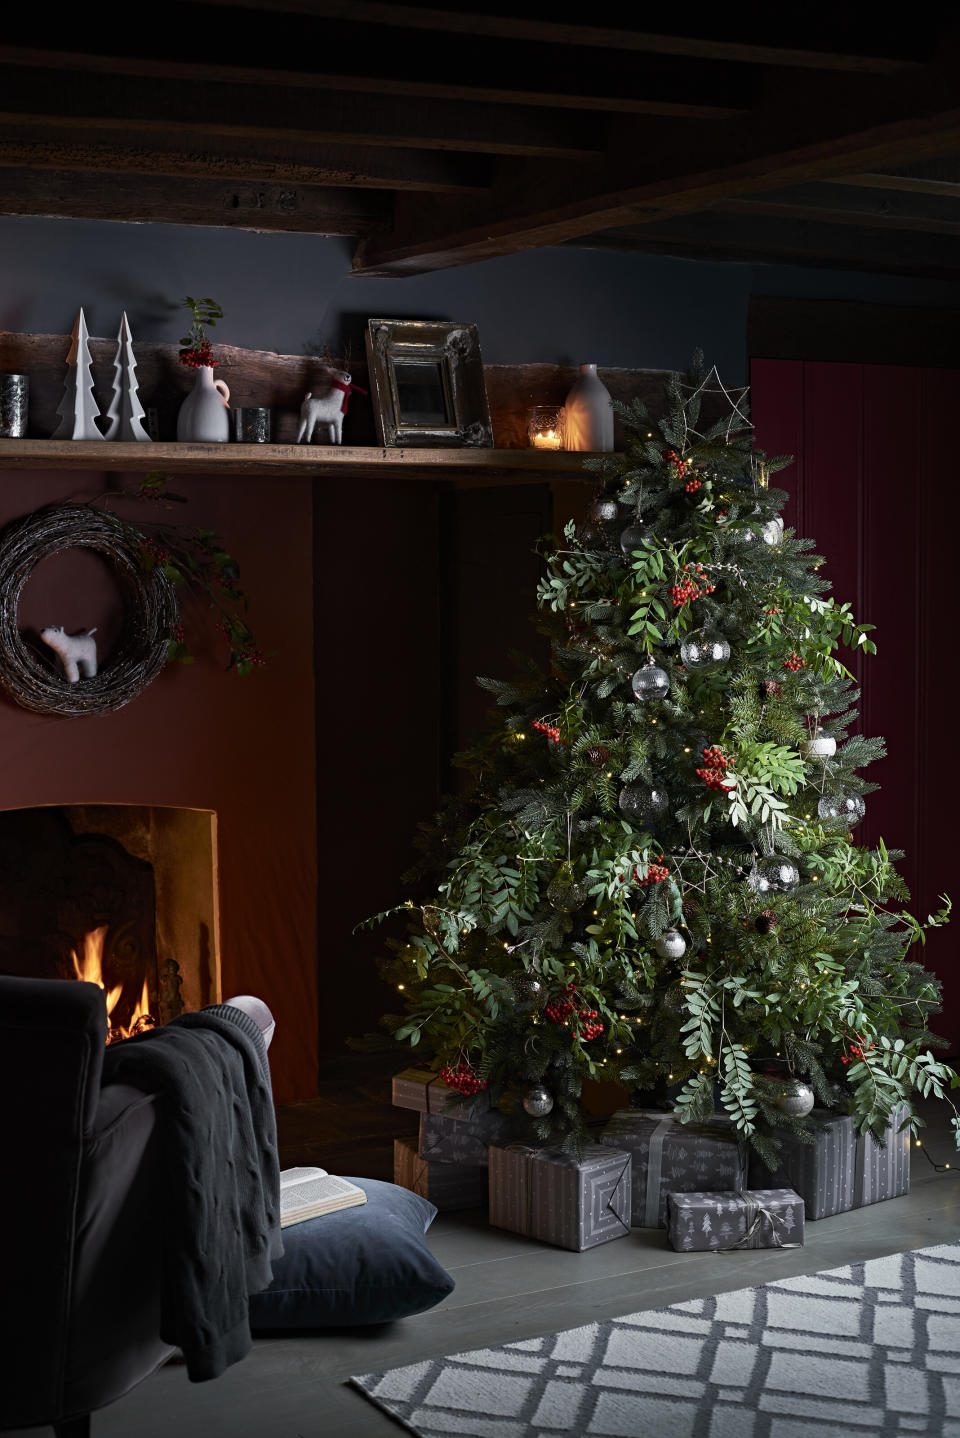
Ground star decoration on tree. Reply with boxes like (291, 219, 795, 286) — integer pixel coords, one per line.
(677, 365, 753, 443)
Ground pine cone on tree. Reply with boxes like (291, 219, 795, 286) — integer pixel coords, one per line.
(588, 745, 610, 767)
(761, 679, 784, 698)
(756, 909, 779, 934)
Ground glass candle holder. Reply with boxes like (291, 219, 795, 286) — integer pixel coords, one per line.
(527, 405, 565, 450)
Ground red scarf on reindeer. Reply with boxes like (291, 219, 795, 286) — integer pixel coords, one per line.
(330, 378, 368, 415)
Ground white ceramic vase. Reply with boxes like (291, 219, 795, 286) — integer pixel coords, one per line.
(564, 363, 614, 452)
(177, 365, 231, 442)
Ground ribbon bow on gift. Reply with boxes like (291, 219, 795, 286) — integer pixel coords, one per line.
(329, 377, 368, 415)
(715, 1190, 802, 1252)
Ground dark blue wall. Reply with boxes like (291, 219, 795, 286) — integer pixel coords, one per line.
(2, 216, 960, 381)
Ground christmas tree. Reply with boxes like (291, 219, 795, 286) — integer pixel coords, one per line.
(102, 311, 151, 441)
(364, 355, 956, 1163)
(50, 307, 101, 441)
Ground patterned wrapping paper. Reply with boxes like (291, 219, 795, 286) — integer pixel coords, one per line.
(748, 1105, 911, 1220)
(667, 1187, 805, 1252)
(599, 1109, 748, 1228)
(391, 1068, 490, 1122)
(488, 1144, 632, 1251)
(393, 1137, 488, 1211)
(418, 1110, 511, 1167)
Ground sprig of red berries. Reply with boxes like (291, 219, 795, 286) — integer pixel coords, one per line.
(661, 447, 689, 480)
(178, 339, 216, 369)
(532, 718, 565, 744)
(783, 652, 806, 672)
(669, 563, 715, 608)
(696, 745, 736, 793)
(684, 477, 703, 493)
(634, 858, 670, 886)
(439, 1063, 487, 1095)
(544, 985, 604, 1040)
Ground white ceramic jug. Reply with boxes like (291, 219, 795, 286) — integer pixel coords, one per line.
(564, 363, 614, 452)
(177, 365, 231, 442)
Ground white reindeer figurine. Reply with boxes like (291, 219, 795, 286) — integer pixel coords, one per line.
(40, 626, 98, 683)
(297, 369, 354, 446)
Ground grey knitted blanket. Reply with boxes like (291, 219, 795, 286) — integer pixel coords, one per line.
(102, 1004, 282, 1381)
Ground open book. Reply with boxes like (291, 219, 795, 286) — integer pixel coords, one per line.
(279, 1167, 367, 1227)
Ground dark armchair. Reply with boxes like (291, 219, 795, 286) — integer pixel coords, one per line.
(0, 975, 175, 1437)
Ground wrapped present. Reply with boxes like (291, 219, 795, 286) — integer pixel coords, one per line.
(419, 1110, 510, 1167)
(748, 1105, 910, 1220)
(391, 1068, 490, 1123)
(489, 1144, 632, 1251)
(393, 1137, 487, 1211)
(599, 1109, 747, 1228)
(667, 1187, 805, 1252)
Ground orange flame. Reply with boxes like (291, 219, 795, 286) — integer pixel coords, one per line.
(70, 926, 154, 1041)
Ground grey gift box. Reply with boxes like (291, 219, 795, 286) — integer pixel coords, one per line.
(599, 1109, 748, 1228)
(667, 1187, 805, 1252)
(392, 1067, 490, 1123)
(419, 1109, 510, 1167)
(748, 1106, 910, 1220)
(489, 1144, 632, 1251)
(394, 1136, 487, 1211)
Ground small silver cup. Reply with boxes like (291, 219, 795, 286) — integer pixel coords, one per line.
(0, 374, 29, 437)
(232, 406, 272, 443)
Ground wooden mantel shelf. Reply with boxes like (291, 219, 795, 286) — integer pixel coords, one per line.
(0, 440, 599, 485)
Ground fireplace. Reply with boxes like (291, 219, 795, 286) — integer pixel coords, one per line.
(0, 804, 220, 1041)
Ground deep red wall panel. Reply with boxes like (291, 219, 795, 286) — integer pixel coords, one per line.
(752, 359, 958, 1050)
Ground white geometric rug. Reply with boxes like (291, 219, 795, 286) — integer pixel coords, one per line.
(351, 1241, 960, 1437)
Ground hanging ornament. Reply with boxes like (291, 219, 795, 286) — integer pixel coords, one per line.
(618, 784, 670, 825)
(755, 909, 779, 935)
(631, 659, 670, 702)
(762, 516, 785, 546)
(578, 521, 607, 549)
(507, 974, 546, 1012)
(547, 864, 590, 912)
(522, 1084, 555, 1117)
(620, 522, 646, 554)
(589, 497, 619, 523)
(679, 630, 731, 672)
(775, 1080, 815, 1118)
(818, 794, 866, 827)
(655, 928, 687, 959)
(801, 733, 837, 760)
(747, 855, 800, 895)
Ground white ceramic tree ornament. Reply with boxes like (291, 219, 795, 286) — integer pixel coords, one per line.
(50, 308, 102, 441)
(102, 311, 151, 441)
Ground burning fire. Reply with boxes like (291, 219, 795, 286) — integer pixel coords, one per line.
(70, 925, 156, 1043)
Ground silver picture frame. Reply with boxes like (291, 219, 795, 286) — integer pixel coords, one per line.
(365, 318, 493, 448)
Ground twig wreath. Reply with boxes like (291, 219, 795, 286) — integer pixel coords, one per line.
(0, 477, 263, 717)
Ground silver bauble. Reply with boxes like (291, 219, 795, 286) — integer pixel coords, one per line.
(631, 661, 670, 702)
(590, 497, 619, 523)
(522, 1084, 555, 1117)
(762, 516, 785, 546)
(507, 974, 546, 1012)
(747, 855, 801, 895)
(775, 1080, 815, 1118)
(818, 794, 866, 827)
(656, 927, 687, 960)
(801, 734, 836, 759)
(620, 523, 646, 554)
(546, 866, 590, 912)
(618, 784, 670, 825)
(679, 629, 731, 671)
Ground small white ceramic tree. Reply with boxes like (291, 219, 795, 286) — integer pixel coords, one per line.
(50, 308, 102, 441)
(102, 311, 151, 441)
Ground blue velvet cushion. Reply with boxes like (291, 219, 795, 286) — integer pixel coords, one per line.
(249, 1177, 455, 1328)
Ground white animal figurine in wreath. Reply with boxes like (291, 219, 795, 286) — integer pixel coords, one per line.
(297, 369, 361, 446)
(40, 626, 98, 683)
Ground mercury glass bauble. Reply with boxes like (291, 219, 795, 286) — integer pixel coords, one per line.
(775, 1080, 815, 1118)
(631, 661, 670, 702)
(818, 794, 866, 827)
(507, 974, 546, 1012)
(620, 523, 646, 555)
(747, 855, 801, 895)
(589, 497, 620, 523)
(618, 784, 670, 825)
(762, 516, 785, 546)
(522, 1084, 555, 1118)
(801, 734, 837, 760)
(655, 928, 687, 960)
(679, 630, 731, 672)
(546, 865, 590, 912)
(578, 521, 607, 549)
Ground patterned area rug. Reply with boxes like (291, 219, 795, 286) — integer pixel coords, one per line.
(351, 1241, 960, 1437)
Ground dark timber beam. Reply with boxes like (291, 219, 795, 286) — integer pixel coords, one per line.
(718, 184, 960, 237)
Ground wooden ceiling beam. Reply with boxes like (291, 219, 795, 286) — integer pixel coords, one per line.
(717, 184, 960, 237)
(0, 129, 490, 194)
(0, 67, 604, 159)
(828, 164, 960, 198)
(191, 1, 921, 74)
(0, 168, 385, 233)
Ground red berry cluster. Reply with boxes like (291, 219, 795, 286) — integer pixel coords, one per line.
(764, 606, 778, 615)
(783, 652, 806, 672)
(141, 537, 170, 563)
(178, 340, 216, 368)
(669, 563, 715, 608)
(545, 982, 578, 1025)
(684, 477, 703, 493)
(439, 1063, 487, 1095)
(634, 857, 670, 886)
(661, 447, 689, 479)
(840, 1041, 874, 1067)
(532, 718, 565, 744)
(696, 745, 736, 794)
(577, 1009, 604, 1041)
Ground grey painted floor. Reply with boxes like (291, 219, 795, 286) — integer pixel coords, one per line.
(13, 1104, 960, 1438)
